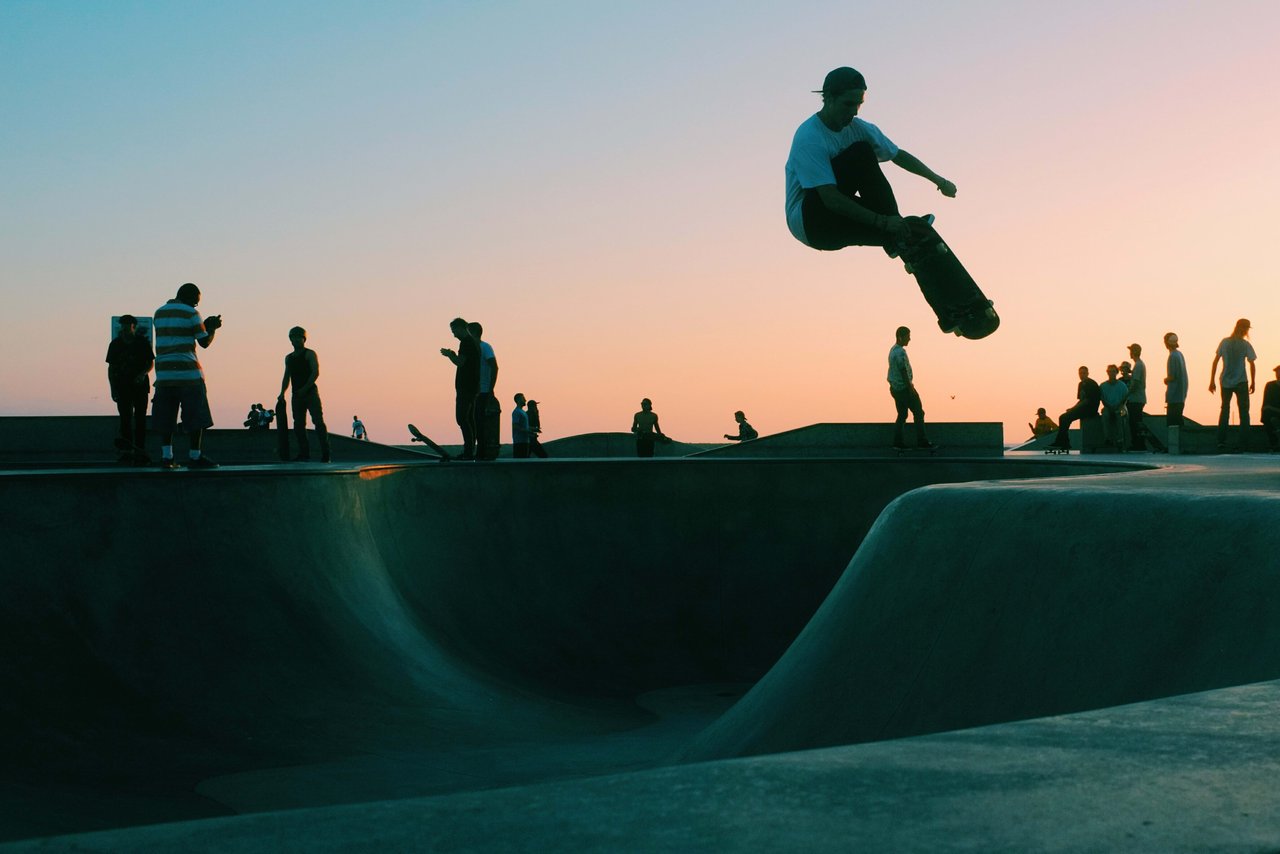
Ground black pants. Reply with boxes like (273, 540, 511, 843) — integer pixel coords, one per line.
(1166, 402, 1185, 427)
(802, 141, 900, 250)
(636, 435, 655, 458)
(455, 390, 477, 457)
(292, 388, 330, 460)
(890, 386, 927, 446)
(114, 384, 149, 451)
(1127, 402, 1147, 449)
(1053, 402, 1097, 446)
(529, 436, 548, 458)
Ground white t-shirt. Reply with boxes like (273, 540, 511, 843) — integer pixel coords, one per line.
(1216, 337, 1256, 388)
(887, 343, 912, 391)
(785, 114, 899, 245)
(479, 341, 496, 392)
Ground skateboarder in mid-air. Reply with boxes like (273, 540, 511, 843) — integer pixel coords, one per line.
(786, 67, 998, 339)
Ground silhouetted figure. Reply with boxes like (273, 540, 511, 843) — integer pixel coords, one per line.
(512, 393, 532, 459)
(526, 399, 548, 458)
(1124, 344, 1150, 450)
(1029, 408, 1057, 437)
(279, 326, 330, 463)
(153, 282, 222, 469)
(440, 317, 479, 460)
(1164, 332, 1188, 455)
(887, 326, 933, 450)
(1209, 318, 1256, 452)
(631, 398, 667, 458)
(724, 411, 759, 442)
(245, 403, 273, 430)
(105, 314, 154, 464)
(1099, 364, 1129, 451)
(468, 321, 500, 460)
(1261, 366, 1280, 453)
(785, 67, 956, 258)
(352, 415, 367, 440)
(1049, 366, 1101, 450)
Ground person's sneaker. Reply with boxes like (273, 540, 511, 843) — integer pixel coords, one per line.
(186, 455, 220, 469)
(918, 441, 938, 450)
(159, 457, 180, 470)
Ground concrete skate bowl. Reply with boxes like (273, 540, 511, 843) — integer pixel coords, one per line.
(682, 473, 1280, 763)
(0, 457, 1146, 840)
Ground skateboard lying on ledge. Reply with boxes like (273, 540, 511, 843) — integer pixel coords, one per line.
(900, 218, 1000, 340)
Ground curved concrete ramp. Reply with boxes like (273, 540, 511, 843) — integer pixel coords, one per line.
(683, 473, 1280, 761)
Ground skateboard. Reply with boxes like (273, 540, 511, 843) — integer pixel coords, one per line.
(1044, 445, 1071, 455)
(894, 444, 939, 456)
(900, 218, 1000, 340)
(407, 424, 451, 461)
(477, 395, 501, 460)
(275, 397, 290, 461)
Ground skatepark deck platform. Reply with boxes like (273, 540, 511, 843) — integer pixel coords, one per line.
(4, 449, 1280, 851)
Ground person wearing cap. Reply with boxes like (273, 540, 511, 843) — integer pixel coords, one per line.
(785, 66, 957, 257)
(1261, 365, 1280, 453)
(105, 314, 155, 464)
(723, 411, 759, 442)
(1208, 318, 1256, 452)
(1125, 343, 1149, 450)
(1164, 332, 1188, 455)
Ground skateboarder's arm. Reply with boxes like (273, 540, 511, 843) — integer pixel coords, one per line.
(440, 348, 461, 365)
(813, 185, 908, 239)
(198, 315, 221, 348)
(1208, 354, 1221, 392)
(891, 150, 957, 197)
(487, 355, 498, 390)
(1249, 358, 1256, 393)
(279, 360, 291, 398)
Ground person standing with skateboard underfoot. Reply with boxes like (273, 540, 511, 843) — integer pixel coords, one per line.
(440, 318, 480, 460)
(785, 67, 956, 258)
(1208, 318, 1256, 452)
(887, 326, 933, 451)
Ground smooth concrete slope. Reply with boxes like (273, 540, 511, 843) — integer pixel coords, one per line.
(693, 422, 1004, 458)
(683, 465, 1280, 762)
(0, 457, 1134, 841)
(10, 679, 1280, 853)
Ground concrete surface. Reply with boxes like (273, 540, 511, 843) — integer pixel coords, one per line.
(4, 448, 1280, 850)
(6, 678, 1280, 852)
(694, 421, 1004, 457)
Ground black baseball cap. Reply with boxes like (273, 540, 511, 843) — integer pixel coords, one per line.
(813, 67, 867, 96)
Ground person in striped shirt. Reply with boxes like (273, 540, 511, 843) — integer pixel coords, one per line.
(152, 282, 223, 469)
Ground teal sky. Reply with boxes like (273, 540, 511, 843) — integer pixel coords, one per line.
(4, 1, 1278, 441)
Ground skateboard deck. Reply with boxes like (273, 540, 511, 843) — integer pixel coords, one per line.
(276, 399, 290, 461)
(894, 444, 939, 456)
(407, 424, 450, 461)
(901, 220, 999, 340)
(477, 396, 501, 460)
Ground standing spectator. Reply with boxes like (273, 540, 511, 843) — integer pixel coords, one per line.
(1099, 364, 1130, 451)
(886, 326, 933, 450)
(1260, 365, 1280, 453)
(440, 318, 479, 460)
(511, 393, 533, 459)
(105, 314, 154, 464)
(152, 282, 222, 469)
(631, 398, 667, 458)
(526, 399, 549, 458)
(1125, 344, 1149, 450)
(1209, 318, 1257, 452)
(468, 321, 500, 460)
(724, 411, 759, 442)
(352, 415, 367, 440)
(1049, 366, 1101, 451)
(278, 326, 330, 463)
(1164, 332, 1188, 455)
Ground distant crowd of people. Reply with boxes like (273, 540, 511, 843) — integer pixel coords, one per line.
(1029, 319, 1279, 455)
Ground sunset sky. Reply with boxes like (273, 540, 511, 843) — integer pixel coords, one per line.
(4, 1, 1278, 445)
